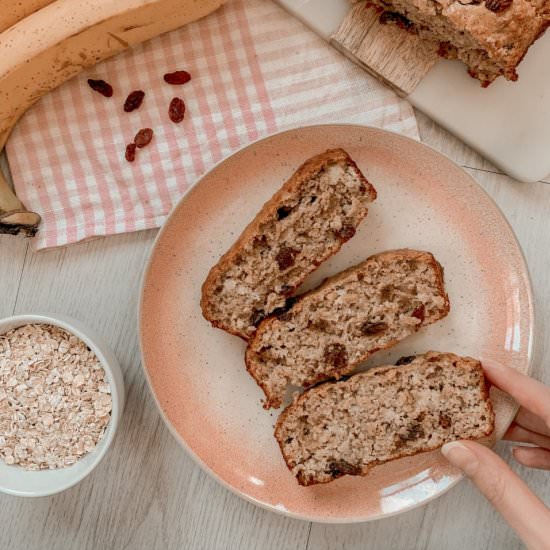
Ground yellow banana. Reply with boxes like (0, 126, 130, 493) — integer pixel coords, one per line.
(0, 1, 57, 33)
(0, 0, 224, 236)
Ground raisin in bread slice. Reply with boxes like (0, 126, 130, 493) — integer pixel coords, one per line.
(275, 351, 495, 486)
(353, 0, 549, 86)
(246, 249, 450, 408)
(201, 149, 377, 340)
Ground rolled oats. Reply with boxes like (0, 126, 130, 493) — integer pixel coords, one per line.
(0, 324, 112, 470)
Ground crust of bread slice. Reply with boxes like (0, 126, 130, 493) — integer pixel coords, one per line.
(246, 249, 450, 408)
(274, 351, 494, 486)
(201, 148, 377, 340)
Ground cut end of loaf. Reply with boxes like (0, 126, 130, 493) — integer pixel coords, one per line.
(355, 0, 549, 86)
(275, 351, 495, 486)
(201, 149, 376, 340)
(246, 249, 450, 409)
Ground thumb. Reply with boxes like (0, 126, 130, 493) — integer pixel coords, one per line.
(442, 440, 550, 550)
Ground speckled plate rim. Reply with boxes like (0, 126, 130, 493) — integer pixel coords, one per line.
(138, 123, 536, 523)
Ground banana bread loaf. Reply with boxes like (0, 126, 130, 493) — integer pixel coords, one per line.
(355, 0, 549, 86)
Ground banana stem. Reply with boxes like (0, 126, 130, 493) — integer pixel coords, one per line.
(0, 167, 41, 237)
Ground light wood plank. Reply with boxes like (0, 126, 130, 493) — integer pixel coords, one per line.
(0, 229, 311, 550)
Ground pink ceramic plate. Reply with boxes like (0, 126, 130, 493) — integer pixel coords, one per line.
(139, 125, 534, 522)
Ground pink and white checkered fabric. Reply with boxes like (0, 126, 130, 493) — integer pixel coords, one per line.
(6, 0, 418, 250)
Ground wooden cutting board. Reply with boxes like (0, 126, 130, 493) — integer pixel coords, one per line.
(275, 0, 550, 182)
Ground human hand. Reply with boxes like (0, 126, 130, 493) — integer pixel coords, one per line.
(441, 360, 550, 550)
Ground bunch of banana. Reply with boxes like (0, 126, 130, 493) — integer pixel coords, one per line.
(0, 0, 224, 236)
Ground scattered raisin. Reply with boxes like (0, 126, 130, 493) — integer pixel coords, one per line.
(88, 79, 113, 97)
(277, 206, 292, 220)
(125, 143, 136, 162)
(359, 183, 367, 194)
(163, 70, 192, 85)
(360, 321, 388, 335)
(412, 305, 426, 323)
(439, 414, 452, 429)
(279, 284, 292, 295)
(285, 437, 293, 445)
(310, 196, 317, 203)
(134, 128, 154, 148)
(124, 90, 145, 112)
(275, 246, 298, 270)
(169, 97, 186, 123)
(396, 355, 416, 366)
(485, 0, 512, 12)
(324, 343, 348, 370)
(250, 309, 266, 327)
(334, 223, 356, 241)
(328, 460, 360, 477)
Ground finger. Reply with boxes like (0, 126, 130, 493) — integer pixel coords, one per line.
(482, 361, 550, 428)
(442, 440, 550, 549)
(504, 423, 550, 450)
(515, 407, 550, 437)
(513, 446, 550, 470)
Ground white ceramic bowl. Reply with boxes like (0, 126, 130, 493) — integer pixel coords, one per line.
(0, 313, 125, 497)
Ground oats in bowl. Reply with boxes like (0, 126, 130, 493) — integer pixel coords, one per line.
(0, 324, 112, 470)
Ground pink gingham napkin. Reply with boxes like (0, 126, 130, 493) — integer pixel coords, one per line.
(6, 0, 418, 250)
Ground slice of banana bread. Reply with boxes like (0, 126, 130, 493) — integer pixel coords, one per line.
(354, 0, 549, 86)
(275, 351, 494, 486)
(246, 250, 450, 409)
(201, 149, 377, 340)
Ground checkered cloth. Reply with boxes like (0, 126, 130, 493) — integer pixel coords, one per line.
(6, 0, 418, 250)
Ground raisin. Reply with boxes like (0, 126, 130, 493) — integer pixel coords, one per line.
(379, 11, 415, 32)
(279, 284, 292, 295)
(334, 223, 356, 241)
(309, 319, 329, 331)
(163, 70, 192, 85)
(359, 183, 367, 194)
(88, 79, 113, 97)
(250, 309, 266, 327)
(400, 423, 424, 441)
(275, 246, 298, 270)
(324, 343, 348, 370)
(327, 460, 360, 477)
(285, 437, 293, 444)
(134, 128, 154, 148)
(380, 286, 393, 301)
(169, 97, 186, 123)
(360, 321, 388, 335)
(310, 196, 317, 203)
(412, 305, 425, 323)
(438, 42, 458, 59)
(253, 235, 268, 249)
(276, 206, 292, 220)
(396, 355, 416, 366)
(485, 0, 512, 12)
(124, 90, 145, 112)
(439, 414, 452, 429)
(125, 143, 136, 162)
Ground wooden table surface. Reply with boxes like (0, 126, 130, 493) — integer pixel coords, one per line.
(1, 112, 549, 550)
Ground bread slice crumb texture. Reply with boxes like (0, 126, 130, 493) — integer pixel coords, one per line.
(275, 352, 495, 486)
(246, 250, 450, 408)
(200, 149, 377, 340)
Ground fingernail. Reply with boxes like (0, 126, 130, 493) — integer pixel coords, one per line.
(441, 442, 479, 476)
